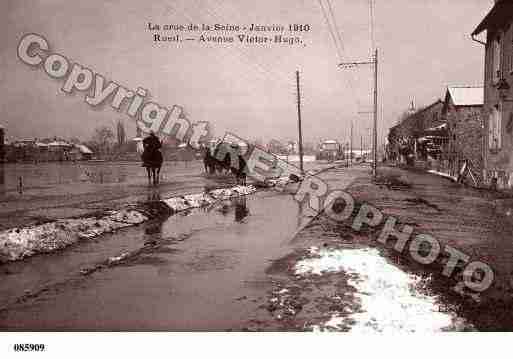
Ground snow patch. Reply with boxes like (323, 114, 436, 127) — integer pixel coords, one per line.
(428, 170, 457, 182)
(164, 185, 256, 212)
(296, 247, 456, 333)
(0, 209, 147, 263)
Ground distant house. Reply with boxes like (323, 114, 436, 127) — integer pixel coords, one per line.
(472, 0, 513, 188)
(74, 144, 94, 160)
(387, 99, 444, 165)
(267, 139, 287, 154)
(441, 86, 484, 179)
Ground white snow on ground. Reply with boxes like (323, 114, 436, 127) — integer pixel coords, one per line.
(164, 185, 257, 212)
(0, 184, 258, 263)
(163, 197, 193, 211)
(0, 209, 147, 262)
(295, 247, 455, 333)
(183, 193, 215, 208)
(428, 170, 457, 181)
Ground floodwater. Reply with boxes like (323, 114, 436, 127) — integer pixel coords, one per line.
(0, 161, 202, 195)
(0, 165, 466, 331)
(0, 189, 311, 330)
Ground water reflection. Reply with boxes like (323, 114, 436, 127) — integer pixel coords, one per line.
(234, 196, 249, 222)
(146, 189, 161, 203)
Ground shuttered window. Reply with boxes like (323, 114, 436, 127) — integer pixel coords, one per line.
(493, 36, 502, 84)
(489, 105, 502, 150)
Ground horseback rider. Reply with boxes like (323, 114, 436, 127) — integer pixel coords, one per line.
(141, 131, 163, 185)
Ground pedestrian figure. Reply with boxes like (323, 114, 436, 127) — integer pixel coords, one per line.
(141, 131, 163, 186)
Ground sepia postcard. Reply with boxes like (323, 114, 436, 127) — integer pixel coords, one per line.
(0, 0, 511, 357)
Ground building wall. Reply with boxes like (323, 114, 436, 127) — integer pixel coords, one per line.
(445, 103, 484, 180)
(483, 21, 513, 189)
(415, 101, 445, 131)
(387, 101, 444, 163)
(0, 128, 4, 162)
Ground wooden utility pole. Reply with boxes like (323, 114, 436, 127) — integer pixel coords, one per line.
(339, 51, 379, 176)
(372, 49, 378, 178)
(361, 135, 363, 158)
(350, 121, 353, 166)
(296, 70, 304, 174)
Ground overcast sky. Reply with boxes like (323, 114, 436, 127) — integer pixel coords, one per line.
(0, 0, 493, 146)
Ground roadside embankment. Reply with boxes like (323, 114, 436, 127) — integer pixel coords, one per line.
(343, 166, 513, 330)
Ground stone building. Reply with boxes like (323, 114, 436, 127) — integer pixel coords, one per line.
(472, 0, 513, 188)
(387, 99, 444, 165)
(441, 86, 484, 180)
(0, 125, 4, 162)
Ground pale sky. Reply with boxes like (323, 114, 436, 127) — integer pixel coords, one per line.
(0, 0, 493, 146)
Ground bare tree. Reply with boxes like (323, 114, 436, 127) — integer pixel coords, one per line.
(89, 126, 115, 155)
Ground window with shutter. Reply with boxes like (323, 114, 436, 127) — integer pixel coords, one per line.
(490, 106, 502, 150)
(493, 36, 502, 84)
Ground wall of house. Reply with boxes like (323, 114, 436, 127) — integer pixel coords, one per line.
(483, 22, 513, 189)
(388, 101, 444, 164)
(0, 128, 4, 162)
(416, 102, 445, 131)
(445, 103, 484, 180)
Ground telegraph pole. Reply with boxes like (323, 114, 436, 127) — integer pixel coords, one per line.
(296, 70, 304, 174)
(339, 51, 379, 177)
(361, 135, 363, 159)
(350, 121, 353, 166)
(372, 49, 378, 178)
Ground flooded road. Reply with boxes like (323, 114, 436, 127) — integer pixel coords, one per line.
(0, 165, 360, 330)
(0, 164, 473, 331)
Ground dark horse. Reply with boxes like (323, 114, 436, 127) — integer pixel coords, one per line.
(202, 145, 218, 175)
(141, 132, 163, 186)
(203, 142, 247, 185)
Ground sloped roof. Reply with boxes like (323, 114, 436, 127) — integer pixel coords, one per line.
(75, 144, 93, 154)
(472, 0, 513, 36)
(446, 86, 483, 106)
(48, 140, 71, 147)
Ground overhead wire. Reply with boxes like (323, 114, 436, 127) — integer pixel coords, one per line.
(164, 2, 294, 89)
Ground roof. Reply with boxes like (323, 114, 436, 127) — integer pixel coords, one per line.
(75, 144, 93, 154)
(415, 99, 443, 116)
(446, 86, 483, 106)
(48, 140, 71, 147)
(472, 0, 513, 36)
(425, 123, 447, 132)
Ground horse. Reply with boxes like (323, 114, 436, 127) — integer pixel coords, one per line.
(203, 142, 247, 184)
(202, 146, 217, 175)
(142, 150, 162, 185)
(141, 134, 163, 186)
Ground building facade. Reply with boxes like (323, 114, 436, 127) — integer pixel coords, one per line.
(387, 99, 444, 165)
(473, 0, 513, 188)
(441, 86, 484, 180)
(0, 125, 4, 162)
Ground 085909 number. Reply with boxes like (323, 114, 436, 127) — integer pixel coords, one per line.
(13, 344, 46, 352)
